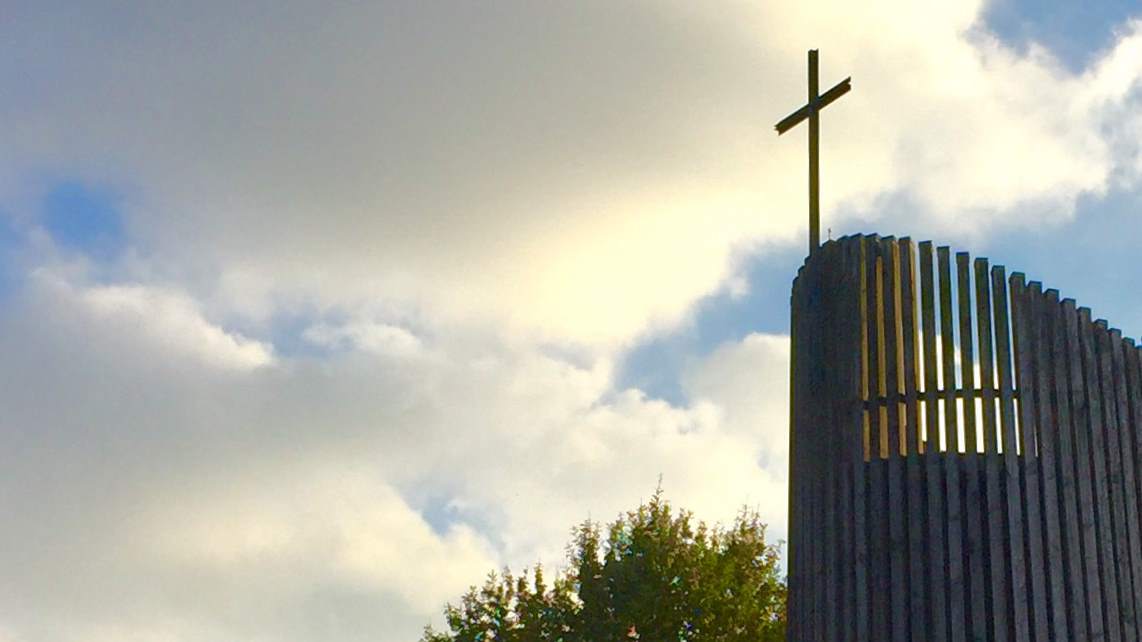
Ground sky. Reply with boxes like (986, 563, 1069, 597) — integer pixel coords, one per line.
(2, 1, 1142, 640)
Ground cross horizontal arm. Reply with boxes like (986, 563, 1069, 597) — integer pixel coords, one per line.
(774, 76, 852, 135)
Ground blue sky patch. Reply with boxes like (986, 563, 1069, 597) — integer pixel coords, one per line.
(41, 180, 126, 261)
(979, 187, 1142, 339)
(265, 307, 341, 359)
(617, 243, 804, 403)
(983, 0, 1140, 71)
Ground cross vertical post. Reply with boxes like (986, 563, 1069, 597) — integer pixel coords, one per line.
(775, 49, 851, 255)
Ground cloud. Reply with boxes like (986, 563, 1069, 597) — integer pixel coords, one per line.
(77, 280, 274, 369)
(3, 3, 1141, 346)
(0, 273, 790, 641)
(684, 333, 791, 464)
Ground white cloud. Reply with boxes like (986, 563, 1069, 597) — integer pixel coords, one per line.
(139, 465, 498, 616)
(33, 272, 273, 370)
(684, 333, 791, 465)
(0, 276, 790, 641)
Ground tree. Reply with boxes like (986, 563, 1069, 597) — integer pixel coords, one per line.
(421, 490, 786, 641)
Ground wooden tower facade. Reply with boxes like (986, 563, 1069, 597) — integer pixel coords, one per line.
(788, 234, 1142, 641)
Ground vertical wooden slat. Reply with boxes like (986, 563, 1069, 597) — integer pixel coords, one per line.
(1012, 275, 1048, 638)
(955, 254, 978, 458)
(1108, 327, 1141, 636)
(871, 238, 891, 638)
(938, 246, 967, 641)
(955, 252, 988, 637)
(1081, 308, 1122, 640)
(882, 238, 909, 642)
(802, 259, 817, 640)
(920, 241, 948, 641)
(816, 251, 832, 639)
(795, 263, 811, 640)
(801, 249, 818, 640)
(815, 245, 829, 639)
(1048, 292, 1086, 641)
(901, 239, 927, 640)
(1035, 289, 1068, 641)
(974, 259, 998, 454)
(1097, 321, 1133, 637)
(822, 242, 841, 642)
(1063, 298, 1106, 640)
(1120, 337, 1142, 634)
(787, 271, 801, 640)
(902, 240, 922, 454)
(797, 255, 821, 641)
(858, 234, 877, 635)
(993, 266, 1031, 642)
(838, 238, 861, 642)
(855, 236, 875, 641)
(975, 257, 1008, 641)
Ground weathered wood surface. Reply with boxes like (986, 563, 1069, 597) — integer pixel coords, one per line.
(881, 238, 909, 642)
(1017, 279, 1051, 639)
(901, 240, 926, 642)
(1037, 289, 1068, 641)
(1082, 307, 1123, 639)
(955, 252, 988, 642)
(789, 234, 1142, 640)
(937, 246, 967, 642)
(919, 241, 948, 642)
(1064, 297, 1105, 639)
(974, 257, 1008, 642)
(993, 265, 1032, 642)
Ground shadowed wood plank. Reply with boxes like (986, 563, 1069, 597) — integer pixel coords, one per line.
(901, 239, 927, 640)
(1108, 328, 1142, 635)
(822, 242, 842, 641)
(1122, 339, 1142, 636)
(920, 241, 948, 641)
(1062, 298, 1106, 639)
(1012, 275, 1048, 638)
(956, 253, 988, 637)
(838, 238, 862, 642)
(994, 267, 1031, 642)
(1096, 321, 1134, 636)
(854, 236, 877, 640)
(882, 238, 909, 642)
(790, 274, 800, 638)
(788, 264, 804, 639)
(1047, 291, 1086, 640)
(869, 239, 889, 636)
(1035, 289, 1068, 641)
(810, 255, 827, 637)
(975, 257, 1009, 641)
(1080, 307, 1120, 638)
(938, 246, 967, 641)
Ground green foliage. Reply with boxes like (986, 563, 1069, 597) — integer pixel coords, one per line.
(421, 491, 786, 641)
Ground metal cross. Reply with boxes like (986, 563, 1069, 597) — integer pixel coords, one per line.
(775, 50, 851, 255)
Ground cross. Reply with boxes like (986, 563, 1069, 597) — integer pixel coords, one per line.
(775, 50, 851, 255)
